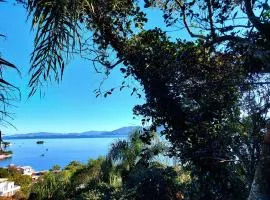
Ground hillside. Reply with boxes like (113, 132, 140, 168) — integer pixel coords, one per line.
(4, 126, 141, 139)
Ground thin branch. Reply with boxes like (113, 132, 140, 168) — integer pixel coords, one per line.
(206, 0, 215, 39)
(175, 0, 206, 40)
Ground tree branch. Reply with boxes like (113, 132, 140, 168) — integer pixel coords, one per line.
(244, 0, 270, 40)
(175, 0, 206, 40)
(206, 0, 215, 39)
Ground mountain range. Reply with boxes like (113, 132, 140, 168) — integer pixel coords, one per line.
(3, 126, 141, 139)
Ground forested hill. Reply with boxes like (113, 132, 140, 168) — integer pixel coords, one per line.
(3, 126, 140, 139)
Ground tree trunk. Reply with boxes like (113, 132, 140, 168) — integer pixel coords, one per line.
(0, 131, 2, 151)
(248, 128, 270, 199)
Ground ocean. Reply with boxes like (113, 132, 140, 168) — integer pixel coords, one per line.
(0, 137, 124, 171)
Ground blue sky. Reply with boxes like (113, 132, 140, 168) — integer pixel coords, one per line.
(0, 2, 145, 134)
(0, 2, 190, 135)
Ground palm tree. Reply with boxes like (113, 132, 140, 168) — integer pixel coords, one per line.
(107, 130, 167, 181)
(108, 131, 142, 170)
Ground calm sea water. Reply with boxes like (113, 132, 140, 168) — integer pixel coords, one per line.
(0, 138, 124, 171)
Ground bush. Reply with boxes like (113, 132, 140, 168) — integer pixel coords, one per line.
(121, 165, 182, 200)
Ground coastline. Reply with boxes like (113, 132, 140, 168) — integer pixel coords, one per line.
(0, 154, 12, 160)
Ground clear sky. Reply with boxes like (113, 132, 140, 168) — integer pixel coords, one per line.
(0, 2, 190, 135)
(0, 2, 145, 135)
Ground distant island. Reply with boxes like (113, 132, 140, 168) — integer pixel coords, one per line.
(3, 126, 141, 139)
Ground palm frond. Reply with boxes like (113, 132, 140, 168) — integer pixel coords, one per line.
(108, 140, 128, 161)
(0, 56, 21, 127)
(27, 0, 83, 96)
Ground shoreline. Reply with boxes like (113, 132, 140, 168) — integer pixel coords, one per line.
(0, 154, 12, 160)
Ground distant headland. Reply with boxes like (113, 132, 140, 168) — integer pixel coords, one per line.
(3, 126, 141, 139)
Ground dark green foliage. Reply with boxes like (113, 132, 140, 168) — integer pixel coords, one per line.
(122, 165, 182, 200)
(74, 183, 114, 200)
